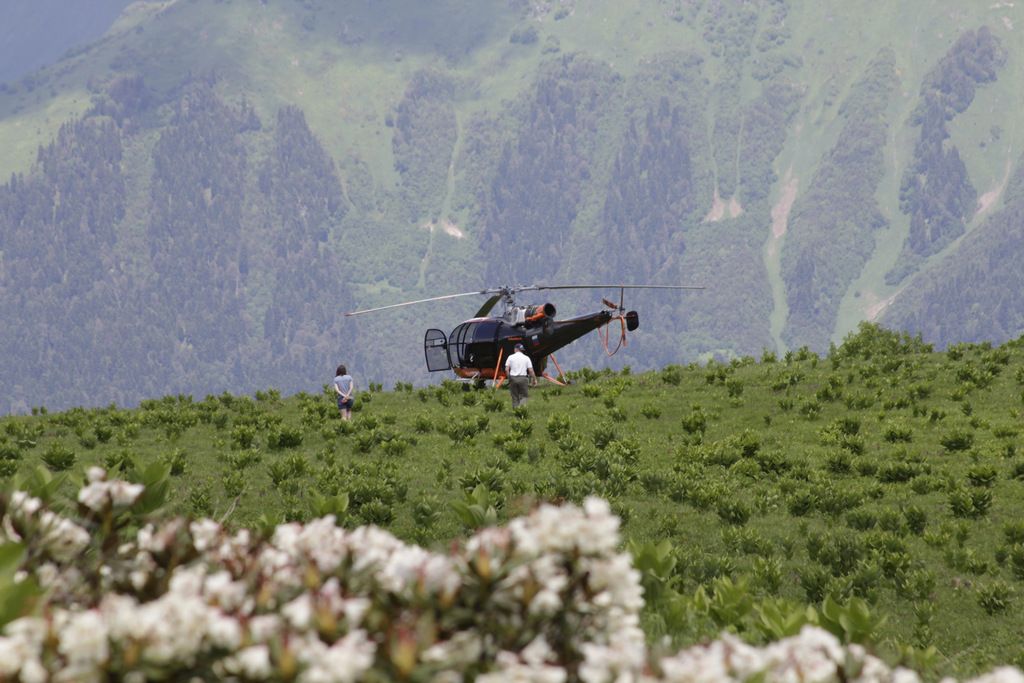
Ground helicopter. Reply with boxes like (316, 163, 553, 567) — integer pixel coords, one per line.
(344, 284, 703, 386)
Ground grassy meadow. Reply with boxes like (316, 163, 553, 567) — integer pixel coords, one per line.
(4, 324, 1024, 676)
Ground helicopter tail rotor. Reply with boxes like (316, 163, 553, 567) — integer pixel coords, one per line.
(599, 314, 628, 356)
(598, 287, 642, 355)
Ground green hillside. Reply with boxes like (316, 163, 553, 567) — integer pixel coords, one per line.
(1, 0, 1024, 413)
(5, 324, 1024, 676)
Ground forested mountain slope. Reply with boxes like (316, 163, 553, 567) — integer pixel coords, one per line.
(1, 0, 1023, 412)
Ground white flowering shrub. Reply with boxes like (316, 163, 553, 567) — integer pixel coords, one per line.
(1, 470, 1023, 682)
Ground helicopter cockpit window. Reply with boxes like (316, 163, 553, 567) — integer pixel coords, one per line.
(449, 322, 474, 367)
(473, 321, 499, 342)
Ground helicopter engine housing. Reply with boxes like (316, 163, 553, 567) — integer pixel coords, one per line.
(516, 303, 556, 325)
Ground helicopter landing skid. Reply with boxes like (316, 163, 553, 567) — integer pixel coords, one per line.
(451, 373, 488, 390)
(546, 353, 569, 385)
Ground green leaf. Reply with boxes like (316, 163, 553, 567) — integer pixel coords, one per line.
(129, 459, 171, 515)
(818, 595, 886, 645)
(311, 492, 349, 518)
(13, 465, 66, 505)
(755, 598, 813, 640)
(0, 542, 25, 578)
(0, 577, 41, 628)
(0, 544, 41, 629)
(256, 511, 285, 538)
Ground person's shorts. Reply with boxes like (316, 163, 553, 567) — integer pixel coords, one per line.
(338, 397, 354, 410)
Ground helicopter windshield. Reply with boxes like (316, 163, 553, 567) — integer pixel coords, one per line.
(449, 321, 500, 369)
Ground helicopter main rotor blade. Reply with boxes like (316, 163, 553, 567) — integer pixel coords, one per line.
(344, 289, 499, 317)
(474, 294, 503, 318)
(532, 284, 705, 291)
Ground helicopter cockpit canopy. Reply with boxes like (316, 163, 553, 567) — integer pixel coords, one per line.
(448, 320, 500, 369)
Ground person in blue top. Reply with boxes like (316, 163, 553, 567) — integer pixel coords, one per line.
(333, 364, 355, 421)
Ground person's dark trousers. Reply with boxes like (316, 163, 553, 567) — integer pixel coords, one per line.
(509, 376, 529, 407)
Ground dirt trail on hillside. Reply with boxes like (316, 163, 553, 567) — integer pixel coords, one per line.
(865, 286, 905, 321)
(704, 187, 746, 222)
(704, 187, 726, 222)
(765, 168, 798, 261)
(728, 196, 744, 218)
(439, 219, 464, 238)
(771, 168, 798, 238)
(974, 155, 1013, 219)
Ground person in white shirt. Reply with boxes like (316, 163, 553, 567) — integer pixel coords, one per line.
(504, 343, 537, 407)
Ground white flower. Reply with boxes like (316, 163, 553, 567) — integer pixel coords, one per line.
(190, 519, 222, 552)
(297, 516, 348, 573)
(207, 614, 243, 650)
(586, 554, 644, 612)
(342, 597, 371, 627)
(19, 658, 48, 683)
(581, 497, 621, 552)
(136, 594, 212, 665)
(76, 477, 143, 512)
(658, 634, 764, 683)
(297, 630, 376, 683)
(378, 545, 431, 593)
(966, 669, 1024, 683)
(130, 570, 149, 591)
(529, 588, 562, 615)
(347, 525, 406, 576)
(110, 481, 143, 506)
(10, 491, 42, 516)
(248, 614, 282, 643)
(421, 555, 461, 596)
(87, 467, 106, 483)
(762, 626, 846, 681)
(478, 637, 566, 683)
(422, 631, 484, 666)
(507, 497, 621, 561)
(891, 670, 923, 683)
(137, 526, 156, 553)
(168, 565, 206, 596)
(376, 544, 460, 596)
(272, 522, 302, 555)
(99, 594, 141, 640)
(57, 610, 109, 668)
(233, 644, 272, 678)
(522, 637, 556, 666)
(204, 571, 246, 611)
(5, 617, 47, 644)
(579, 629, 646, 683)
(77, 482, 109, 511)
(12, 494, 1024, 683)
(0, 637, 24, 676)
(283, 593, 315, 629)
(38, 512, 90, 561)
(0, 619, 46, 678)
(479, 654, 567, 683)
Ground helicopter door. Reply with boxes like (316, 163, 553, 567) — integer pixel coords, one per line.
(424, 329, 451, 372)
